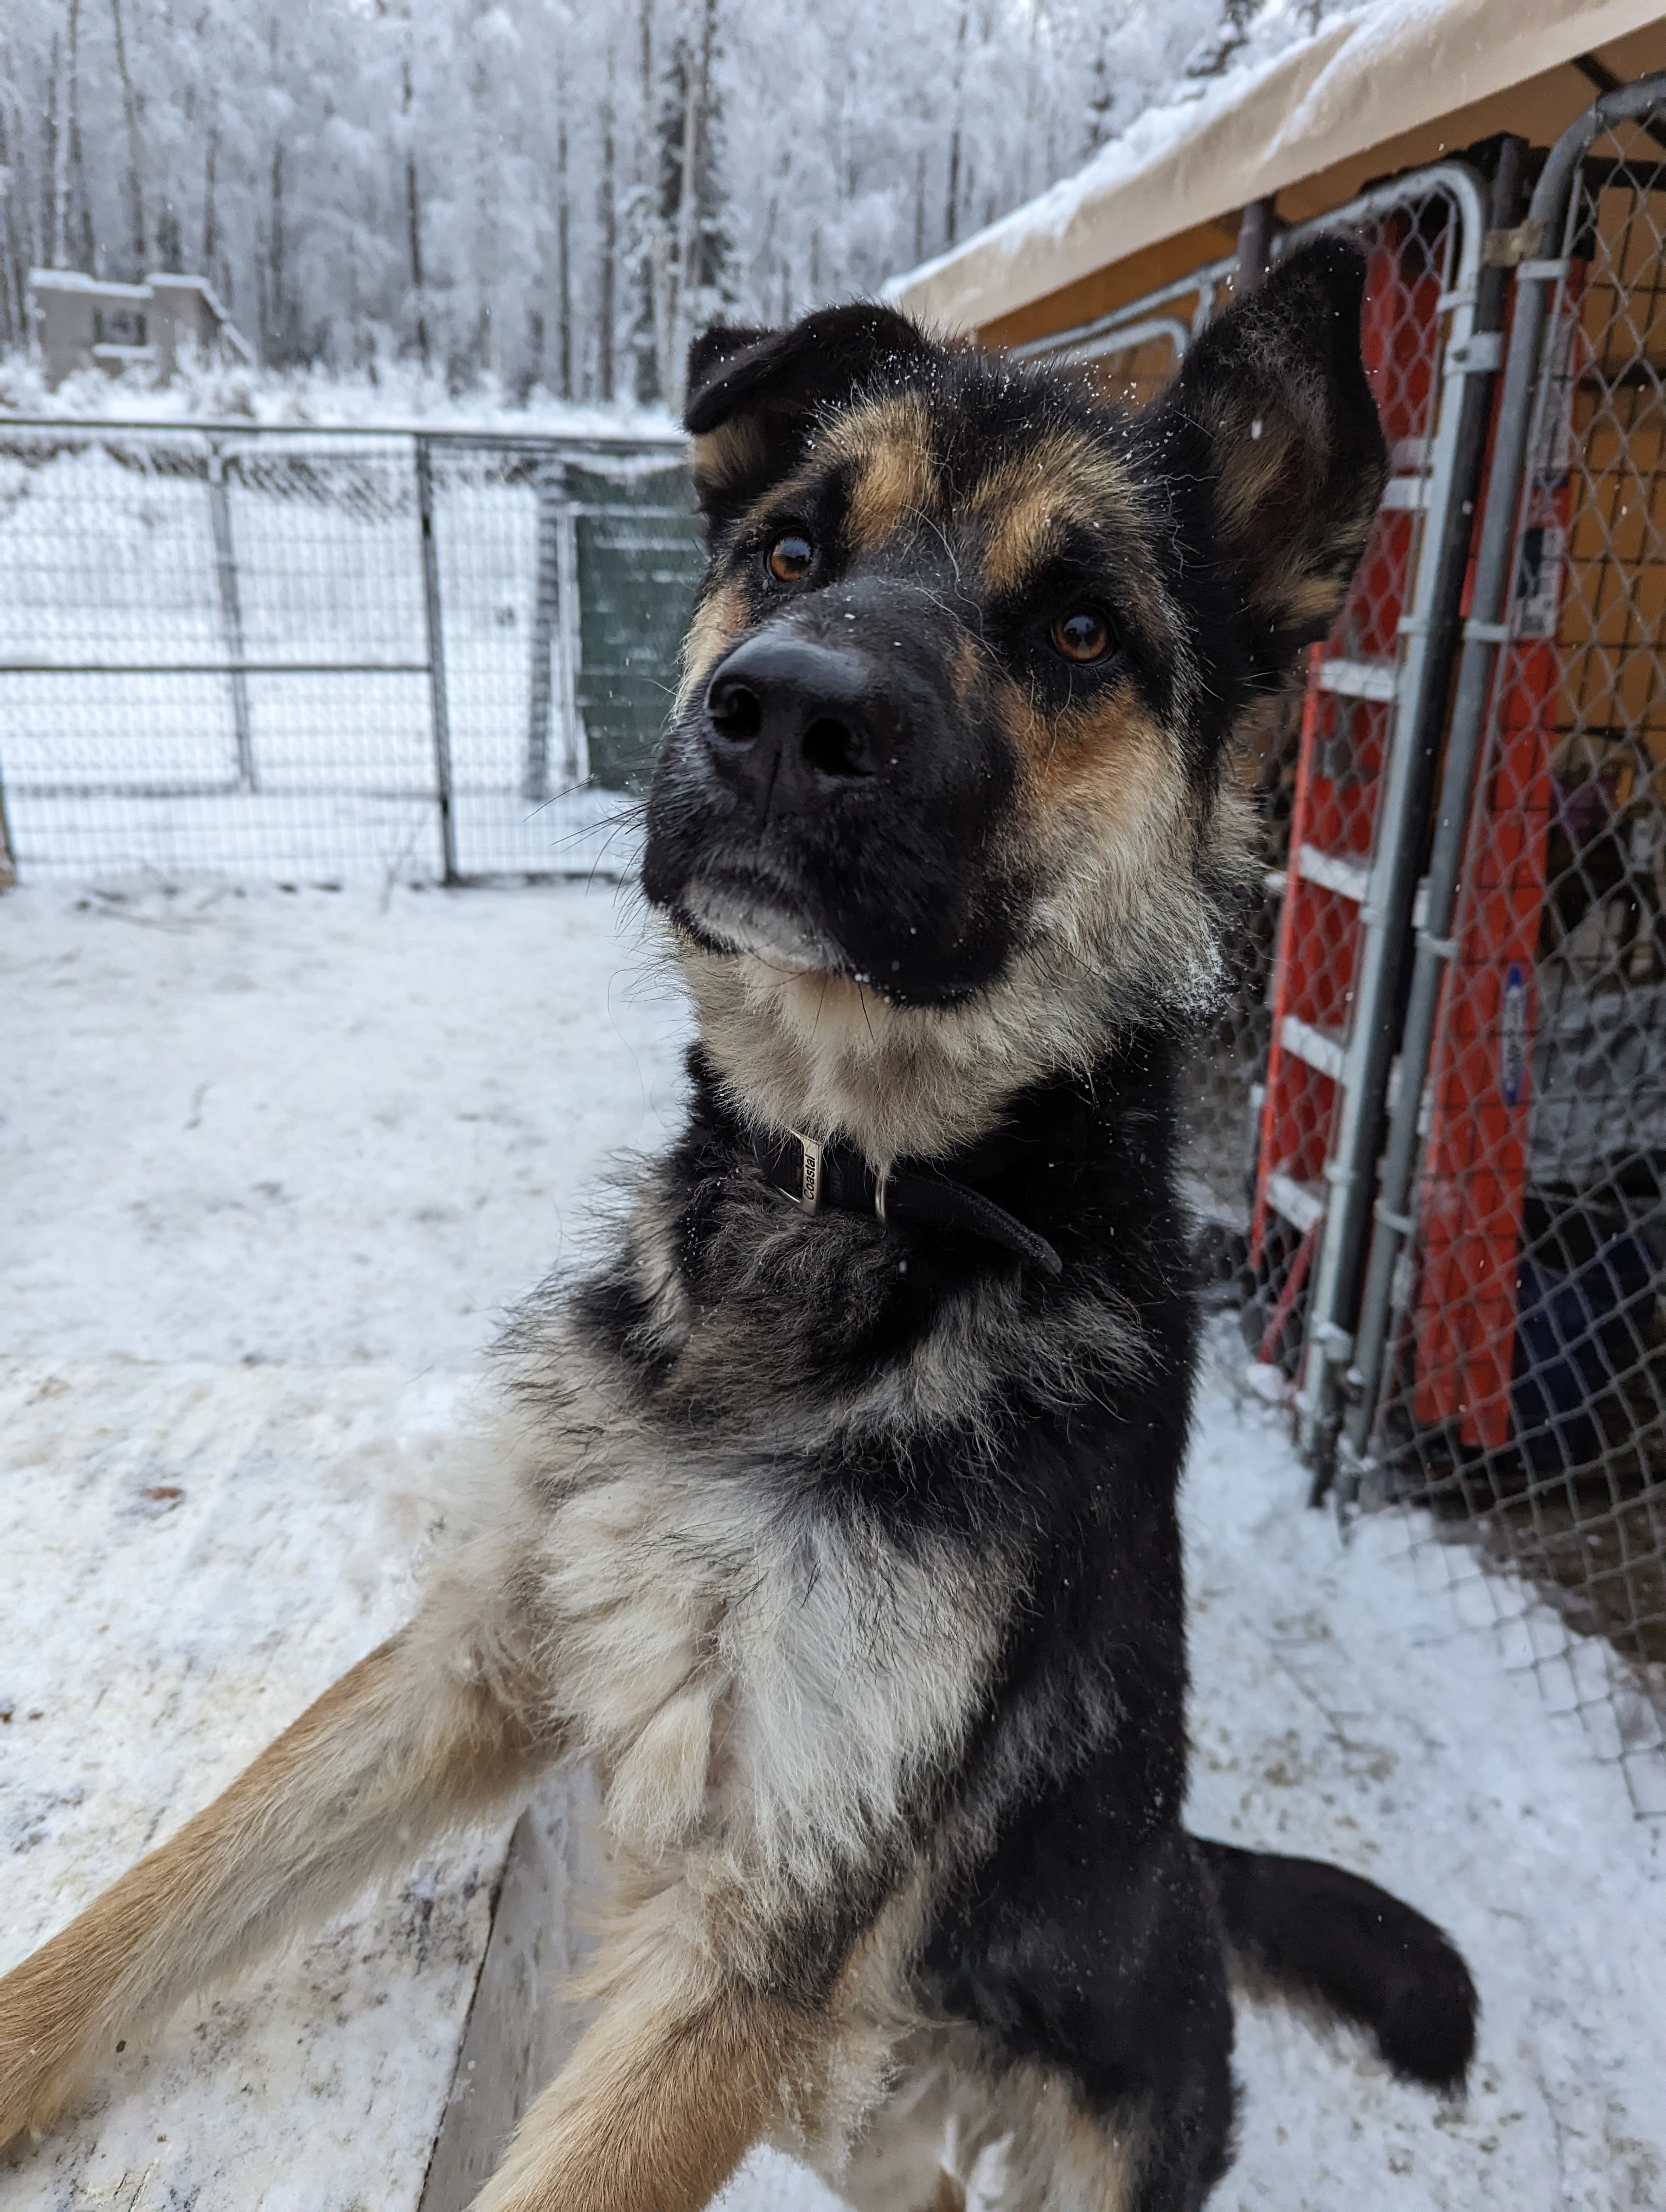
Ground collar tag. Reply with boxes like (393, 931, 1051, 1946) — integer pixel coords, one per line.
(791, 1130, 824, 1214)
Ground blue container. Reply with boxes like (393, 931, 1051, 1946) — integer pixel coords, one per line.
(1512, 1215, 1657, 1473)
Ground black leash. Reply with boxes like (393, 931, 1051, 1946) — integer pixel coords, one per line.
(750, 1123, 1063, 1277)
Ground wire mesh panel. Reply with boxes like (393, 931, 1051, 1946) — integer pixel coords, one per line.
(1241, 182, 1481, 1364)
(1369, 118, 1666, 1810)
(431, 443, 704, 878)
(0, 427, 253, 872)
(0, 421, 695, 886)
(1010, 263, 1232, 410)
(1014, 189, 1485, 1310)
(225, 433, 440, 880)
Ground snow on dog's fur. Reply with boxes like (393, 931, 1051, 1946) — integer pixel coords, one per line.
(0, 242, 1476, 2212)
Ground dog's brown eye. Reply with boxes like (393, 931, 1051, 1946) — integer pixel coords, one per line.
(1051, 609, 1112, 664)
(767, 533, 815, 584)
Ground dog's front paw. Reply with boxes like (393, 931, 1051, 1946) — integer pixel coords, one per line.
(0, 1940, 111, 2150)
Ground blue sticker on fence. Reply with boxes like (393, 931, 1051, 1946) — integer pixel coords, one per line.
(1501, 963, 1528, 1106)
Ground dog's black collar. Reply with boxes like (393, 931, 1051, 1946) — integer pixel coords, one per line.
(751, 1124, 1063, 1277)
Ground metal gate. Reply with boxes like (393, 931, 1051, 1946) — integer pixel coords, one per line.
(1019, 161, 1499, 1329)
(1021, 90, 1666, 1809)
(0, 422, 701, 887)
(1351, 85, 1666, 1811)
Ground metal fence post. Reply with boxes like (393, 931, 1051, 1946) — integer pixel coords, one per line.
(523, 458, 585, 799)
(556, 497, 585, 788)
(206, 443, 256, 792)
(1236, 195, 1277, 293)
(1340, 69, 1666, 1487)
(0, 750, 16, 887)
(1291, 164, 1491, 1478)
(523, 458, 562, 802)
(414, 435, 460, 885)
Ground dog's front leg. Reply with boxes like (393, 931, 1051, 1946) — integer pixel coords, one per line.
(473, 1948, 826, 2212)
(0, 1604, 558, 2144)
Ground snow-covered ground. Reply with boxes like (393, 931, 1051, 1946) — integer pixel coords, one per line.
(2, 879, 1663, 2212)
(2, 880, 683, 1371)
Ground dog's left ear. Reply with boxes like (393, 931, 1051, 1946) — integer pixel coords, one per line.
(683, 303, 939, 532)
(1144, 236, 1388, 677)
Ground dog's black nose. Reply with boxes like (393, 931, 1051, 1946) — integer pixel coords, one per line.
(703, 633, 888, 815)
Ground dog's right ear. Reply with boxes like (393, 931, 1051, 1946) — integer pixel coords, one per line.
(1140, 236, 1388, 680)
(683, 304, 939, 532)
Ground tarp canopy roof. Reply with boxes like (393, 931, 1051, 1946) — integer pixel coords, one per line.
(887, 0, 1666, 340)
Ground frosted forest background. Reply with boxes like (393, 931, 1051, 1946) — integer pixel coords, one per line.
(0, 1, 1356, 408)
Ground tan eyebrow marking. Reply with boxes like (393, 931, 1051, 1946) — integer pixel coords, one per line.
(824, 393, 937, 552)
(971, 430, 1148, 599)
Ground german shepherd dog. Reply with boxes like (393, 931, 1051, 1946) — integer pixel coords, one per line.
(0, 239, 1476, 2211)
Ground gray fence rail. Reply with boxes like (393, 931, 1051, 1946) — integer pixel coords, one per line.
(0, 420, 702, 886)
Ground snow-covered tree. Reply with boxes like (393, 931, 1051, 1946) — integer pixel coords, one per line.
(0, 1, 1364, 397)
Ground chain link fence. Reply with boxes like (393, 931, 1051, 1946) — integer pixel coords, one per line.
(1360, 108, 1666, 1810)
(1022, 170, 1494, 1325)
(1253, 174, 1489, 1394)
(1023, 98, 1666, 1813)
(0, 422, 700, 888)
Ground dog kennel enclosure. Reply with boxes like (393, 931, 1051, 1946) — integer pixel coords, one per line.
(1007, 83, 1666, 1812)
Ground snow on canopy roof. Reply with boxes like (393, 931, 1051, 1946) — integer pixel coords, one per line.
(885, 0, 1666, 336)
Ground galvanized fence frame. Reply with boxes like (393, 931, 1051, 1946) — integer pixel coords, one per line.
(1355, 80, 1666, 1814)
(1022, 91, 1666, 1809)
(1278, 168, 1497, 1470)
(0, 419, 695, 888)
(1347, 76, 1666, 1475)
(1020, 162, 1496, 1315)
(1009, 255, 1235, 385)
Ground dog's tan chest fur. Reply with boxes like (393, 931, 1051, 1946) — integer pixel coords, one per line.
(536, 1462, 1008, 1892)
(477, 1341, 1012, 1911)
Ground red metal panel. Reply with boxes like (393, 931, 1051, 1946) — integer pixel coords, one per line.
(1408, 271, 1584, 1449)
(1249, 216, 1445, 1339)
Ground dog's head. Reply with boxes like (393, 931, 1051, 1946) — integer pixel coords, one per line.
(643, 239, 1386, 1160)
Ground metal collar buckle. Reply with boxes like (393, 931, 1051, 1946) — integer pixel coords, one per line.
(790, 1129, 824, 1214)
